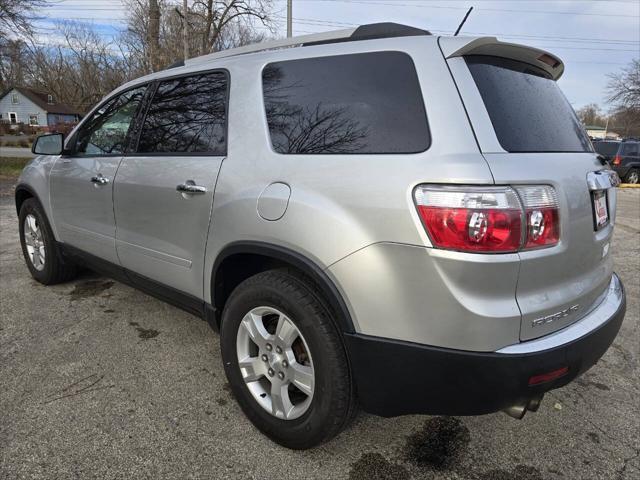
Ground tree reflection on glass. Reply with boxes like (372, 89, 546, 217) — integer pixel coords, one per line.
(263, 65, 368, 154)
(262, 52, 430, 155)
(138, 72, 227, 155)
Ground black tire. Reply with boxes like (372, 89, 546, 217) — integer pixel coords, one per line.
(624, 168, 639, 184)
(18, 198, 77, 285)
(220, 269, 356, 449)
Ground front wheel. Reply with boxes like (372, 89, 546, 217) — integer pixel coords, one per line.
(18, 198, 77, 284)
(220, 269, 356, 449)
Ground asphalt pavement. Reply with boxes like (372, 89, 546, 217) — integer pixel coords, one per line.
(1, 184, 638, 480)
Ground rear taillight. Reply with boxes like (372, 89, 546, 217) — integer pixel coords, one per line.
(414, 185, 560, 253)
(414, 187, 522, 252)
(516, 186, 560, 249)
(612, 155, 622, 166)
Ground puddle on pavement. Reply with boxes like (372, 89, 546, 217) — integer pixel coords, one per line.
(476, 465, 544, 480)
(576, 378, 610, 391)
(69, 280, 114, 301)
(349, 452, 410, 480)
(403, 416, 471, 470)
(128, 321, 160, 340)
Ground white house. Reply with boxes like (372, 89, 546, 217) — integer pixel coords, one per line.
(0, 87, 81, 128)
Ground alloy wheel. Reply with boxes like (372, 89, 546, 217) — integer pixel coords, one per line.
(23, 214, 46, 271)
(236, 306, 315, 420)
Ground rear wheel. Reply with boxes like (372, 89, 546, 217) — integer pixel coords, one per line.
(220, 269, 355, 449)
(18, 198, 77, 284)
(624, 168, 639, 184)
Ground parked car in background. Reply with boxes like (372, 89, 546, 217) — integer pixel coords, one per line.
(593, 139, 640, 184)
(614, 140, 639, 184)
(592, 139, 620, 163)
(15, 23, 626, 449)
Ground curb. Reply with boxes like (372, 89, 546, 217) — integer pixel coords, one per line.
(618, 184, 640, 189)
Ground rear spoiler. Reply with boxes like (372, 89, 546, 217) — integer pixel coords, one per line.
(439, 36, 564, 80)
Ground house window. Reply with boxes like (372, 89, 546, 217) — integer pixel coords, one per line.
(11, 93, 19, 104)
(29, 114, 39, 126)
(9, 112, 18, 124)
(47, 94, 54, 104)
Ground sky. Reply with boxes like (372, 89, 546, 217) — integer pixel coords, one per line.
(32, 0, 640, 110)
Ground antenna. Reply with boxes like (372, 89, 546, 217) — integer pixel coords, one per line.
(454, 7, 473, 36)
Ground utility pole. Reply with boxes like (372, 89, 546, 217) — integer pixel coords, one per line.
(183, 0, 189, 60)
(287, 0, 292, 38)
(149, 0, 160, 71)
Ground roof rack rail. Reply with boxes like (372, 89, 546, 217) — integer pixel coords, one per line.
(185, 22, 430, 67)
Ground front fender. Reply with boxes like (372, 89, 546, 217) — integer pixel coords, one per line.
(15, 155, 60, 239)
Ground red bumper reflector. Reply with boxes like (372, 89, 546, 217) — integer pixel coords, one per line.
(528, 367, 569, 386)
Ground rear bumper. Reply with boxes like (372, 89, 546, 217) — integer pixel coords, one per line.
(345, 273, 625, 417)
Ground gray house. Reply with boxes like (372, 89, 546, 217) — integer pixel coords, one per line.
(0, 87, 80, 128)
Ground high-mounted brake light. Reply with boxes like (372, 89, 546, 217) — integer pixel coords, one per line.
(414, 185, 560, 253)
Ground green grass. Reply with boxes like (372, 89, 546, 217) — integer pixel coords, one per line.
(0, 157, 31, 177)
(1, 139, 33, 148)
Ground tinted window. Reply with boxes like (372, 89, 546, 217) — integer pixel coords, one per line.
(593, 141, 620, 156)
(137, 72, 227, 154)
(467, 56, 592, 153)
(621, 142, 639, 156)
(74, 87, 146, 155)
(262, 52, 430, 154)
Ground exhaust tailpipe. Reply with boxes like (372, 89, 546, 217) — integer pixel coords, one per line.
(502, 395, 544, 419)
(503, 403, 527, 420)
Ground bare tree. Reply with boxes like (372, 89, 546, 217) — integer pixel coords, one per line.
(24, 22, 130, 113)
(0, 38, 27, 90)
(191, 0, 273, 53)
(148, 0, 161, 71)
(576, 103, 605, 127)
(605, 59, 640, 138)
(607, 59, 640, 109)
(0, 0, 46, 40)
(119, 0, 274, 74)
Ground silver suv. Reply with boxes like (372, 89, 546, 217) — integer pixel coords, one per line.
(16, 23, 626, 449)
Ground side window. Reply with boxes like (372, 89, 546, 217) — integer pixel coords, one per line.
(137, 72, 228, 155)
(262, 51, 430, 154)
(74, 86, 147, 155)
(621, 143, 639, 156)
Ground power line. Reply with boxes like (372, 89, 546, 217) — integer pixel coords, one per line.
(36, 14, 639, 51)
(285, 0, 640, 18)
(42, 0, 640, 18)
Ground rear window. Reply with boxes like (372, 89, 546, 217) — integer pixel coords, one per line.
(262, 51, 430, 154)
(466, 55, 592, 153)
(594, 142, 620, 156)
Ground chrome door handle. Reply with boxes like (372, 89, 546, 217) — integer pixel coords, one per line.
(90, 174, 110, 185)
(176, 181, 206, 194)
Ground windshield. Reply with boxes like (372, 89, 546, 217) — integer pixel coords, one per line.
(593, 142, 620, 156)
(466, 55, 592, 153)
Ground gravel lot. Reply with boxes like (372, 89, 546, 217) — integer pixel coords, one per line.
(1, 181, 638, 480)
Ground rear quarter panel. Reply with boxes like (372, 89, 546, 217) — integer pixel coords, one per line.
(203, 36, 494, 307)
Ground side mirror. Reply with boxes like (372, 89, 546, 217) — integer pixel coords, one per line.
(32, 133, 64, 155)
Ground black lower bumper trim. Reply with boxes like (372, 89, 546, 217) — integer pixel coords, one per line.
(345, 289, 626, 417)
